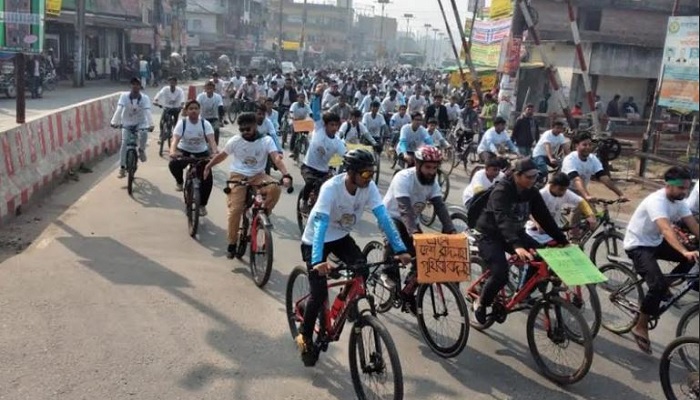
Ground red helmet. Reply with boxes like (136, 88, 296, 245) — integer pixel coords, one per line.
(415, 146, 443, 163)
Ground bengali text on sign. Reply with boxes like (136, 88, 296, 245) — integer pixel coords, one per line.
(415, 233, 470, 284)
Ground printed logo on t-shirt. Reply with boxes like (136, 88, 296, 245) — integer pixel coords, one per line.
(243, 156, 258, 167)
(338, 214, 356, 229)
(317, 146, 327, 157)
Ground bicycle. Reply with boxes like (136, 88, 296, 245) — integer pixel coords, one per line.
(280, 111, 291, 149)
(465, 247, 594, 385)
(564, 198, 628, 267)
(595, 260, 699, 336)
(296, 168, 336, 235)
(285, 259, 404, 399)
(224, 179, 289, 288)
(155, 104, 180, 157)
(659, 335, 699, 400)
(117, 125, 145, 196)
(362, 241, 470, 358)
(177, 156, 210, 238)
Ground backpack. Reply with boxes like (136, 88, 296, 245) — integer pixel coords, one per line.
(182, 118, 206, 137)
(466, 185, 496, 229)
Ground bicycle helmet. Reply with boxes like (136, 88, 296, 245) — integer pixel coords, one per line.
(414, 146, 443, 163)
(343, 148, 376, 171)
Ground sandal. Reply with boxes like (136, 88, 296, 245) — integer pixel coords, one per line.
(631, 330, 653, 355)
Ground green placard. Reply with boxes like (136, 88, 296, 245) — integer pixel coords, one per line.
(0, 0, 45, 54)
(537, 246, 608, 286)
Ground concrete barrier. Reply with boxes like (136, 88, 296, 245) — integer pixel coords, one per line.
(0, 93, 120, 222)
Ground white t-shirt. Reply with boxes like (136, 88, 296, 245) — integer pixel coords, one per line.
(381, 97, 398, 114)
(223, 134, 278, 176)
(196, 93, 224, 119)
(446, 103, 461, 121)
(624, 188, 692, 250)
(383, 167, 441, 223)
(532, 130, 567, 158)
(302, 174, 384, 245)
(290, 102, 312, 119)
(686, 180, 699, 214)
(462, 169, 504, 206)
(407, 95, 427, 114)
(303, 128, 347, 173)
(562, 151, 604, 188)
(173, 118, 214, 154)
(154, 86, 185, 109)
(390, 113, 411, 130)
(362, 112, 386, 137)
(339, 121, 370, 143)
(111, 92, 153, 128)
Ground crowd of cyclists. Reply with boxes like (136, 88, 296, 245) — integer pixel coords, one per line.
(107, 65, 699, 399)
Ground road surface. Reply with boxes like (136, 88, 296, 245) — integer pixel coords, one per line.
(0, 101, 692, 400)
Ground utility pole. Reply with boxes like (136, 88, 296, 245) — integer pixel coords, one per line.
(15, 53, 26, 123)
(277, 0, 284, 63)
(431, 28, 439, 62)
(299, 0, 308, 67)
(377, 0, 390, 63)
(74, 0, 86, 87)
(448, 0, 482, 100)
(402, 13, 413, 53)
(423, 23, 431, 67)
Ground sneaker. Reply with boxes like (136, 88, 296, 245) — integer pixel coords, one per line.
(295, 334, 319, 367)
(199, 206, 207, 216)
(117, 168, 126, 179)
(138, 149, 147, 162)
(379, 273, 397, 291)
(473, 301, 487, 325)
(175, 183, 183, 192)
(226, 244, 236, 259)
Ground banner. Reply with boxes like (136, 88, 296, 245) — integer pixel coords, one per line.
(503, 36, 522, 77)
(490, 0, 513, 20)
(0, 0, 45, 54)
(282, 41, 300, 51)
(470, 42, 502, 68)
(46, 0, 62, 16)
(471, 18, 512, 44)
(659, 16, 700, 111)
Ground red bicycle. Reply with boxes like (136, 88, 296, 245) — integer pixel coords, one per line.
(285, 259, 404, 399)
(466, 249, 594, 385)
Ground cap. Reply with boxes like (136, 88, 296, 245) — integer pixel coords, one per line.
(513, 158, 539, 175)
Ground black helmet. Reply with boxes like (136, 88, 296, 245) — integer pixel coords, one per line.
(343, 148, 376, 171)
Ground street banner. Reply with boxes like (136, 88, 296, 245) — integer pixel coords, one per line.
(46, 0, 62, 16)
(503, 36, 522, 77)
(659, 16, 700, 111)
(470, 42, 502, 67)
(537, 246, 608, 286)
(0, 0, 45, 54)
(414, 233, 470, 284)
(471, 18, 512, 44)
(490, 0, 513, 19)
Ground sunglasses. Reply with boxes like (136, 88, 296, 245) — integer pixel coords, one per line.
(357, 170, 375, 180)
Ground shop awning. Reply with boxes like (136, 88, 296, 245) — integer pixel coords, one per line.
(47, 11, 150, 29)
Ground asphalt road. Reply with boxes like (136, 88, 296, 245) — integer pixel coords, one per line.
(0, 97, 693, 400)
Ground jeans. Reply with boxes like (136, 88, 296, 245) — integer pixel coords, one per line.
(626, 240, 695, 317)
(119, 127, 148, 168)
(110, 67, 118, 81)
(477, 235, 541, 307)
(300, 235, 366, 343)
(517, 145, 532, 157)
(533, 155, 552, 179)
(168, 150, 213, 206)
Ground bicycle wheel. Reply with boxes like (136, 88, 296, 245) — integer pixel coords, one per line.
(374, 151, 381, 184)
(467, 143, 479, 164)
(589, 230, 627, 267)
(285, 266, 311, 339)
(450, 210, 468, 233)
(596, 262, 643, 334)
(249, 214, 273, 288)
(562, 284, 602, 340)
(348, 315, 404, 400)
(526, 296, 593, 385)
(227, 101, 240, 123)
(158, 126, 170, 157)
(187, 178, 200, 238)
(464, 258, 497, 331)
(296, 190, 309, 236)
(443, 147, 456, 175)
(438, 169, 450, 200)
(419, 203, 437, 227)
(416, 282, 470, 358)
(676, 303, 700, 339)
(660, 336, 700, 400)
(126, 149, 137, 195)
(362, 241, 395, 314)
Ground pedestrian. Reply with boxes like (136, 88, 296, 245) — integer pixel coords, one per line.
(87, 51, 97, 80)
(150, 56, 161, 87)
(606, 94, 621, 131)
(109, 52, 119, 82)
(29, 55, 41, 99)
(511, 104, 539, 156)
(139, 55, 149, 88)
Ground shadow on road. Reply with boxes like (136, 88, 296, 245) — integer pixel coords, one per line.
(130, 177, 184, 211)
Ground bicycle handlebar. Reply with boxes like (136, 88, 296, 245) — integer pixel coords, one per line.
(224, 178, 293, 194)
(174, 156, 211, 164)
(593, 198, 629, 206)
(327, 258, 410, 280)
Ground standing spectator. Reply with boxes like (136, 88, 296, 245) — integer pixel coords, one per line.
(511, 104, 539, 156)
(87, 51, 98, 80)
(150, 56, 161, 87)
(571, 102, 583, 129)
(29, 55, 41, 99)
(109, 53, 120, 82)
(480, 93, 498, 130)
(606, 94, 621, 131)
(139, 55, 149, 88)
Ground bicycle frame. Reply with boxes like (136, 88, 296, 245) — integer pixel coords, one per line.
(616, 272, 700, 318)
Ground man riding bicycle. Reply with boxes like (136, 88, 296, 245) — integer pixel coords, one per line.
(236, 74, 259, 105)
(153, 76, 185, 145)
(110, 77, 154, 178)
(339, 109, 378, 148)
(204, 112, 293, 259)
(297, 148, 411, 366)
(300, 113, 347, 213)
(196, 80, 225, 145)
(532, 120, 568, 180)
(623, 166, 699, 354)
(362, 101, 387, 144)
(272, 77, 297, 126)
(168, 99, 218, 216)
(472, 158, 569, 324)
(396, 112, 434, 167)
(476, 116, 518, 163)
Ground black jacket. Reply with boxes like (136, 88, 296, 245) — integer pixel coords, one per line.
(425, 104, 449, 130)
(273, 88, 298, 106)
(511, 115, 539, 147)
(475, 177, 567, 248)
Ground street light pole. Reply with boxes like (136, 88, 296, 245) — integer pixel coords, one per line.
(431, 28, 439, 64)
(402, 13, 413, 53)
(423, 23, 431, 67)
(377, 0, 390, 62)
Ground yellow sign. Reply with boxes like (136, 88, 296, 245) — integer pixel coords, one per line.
(415, 233, 471, 284)
(490, 0, 513, 19)
(329, 143, 373, 168)
(292, 119, 314, 133)
(449, 70, 497, 92)
(282, 41, 300, 51)
(46, 0, 62, 16)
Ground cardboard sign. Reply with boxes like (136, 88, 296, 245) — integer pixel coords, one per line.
(292, 119, 314, 133)
(329, 143, 373, 168)
(537, 246, 608, 286)
(414, 233, 471, 284)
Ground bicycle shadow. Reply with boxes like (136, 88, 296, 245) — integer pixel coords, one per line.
(130, 177, 184, 211)
(591, 331, 664, 384)
(193, 218, 229, 258)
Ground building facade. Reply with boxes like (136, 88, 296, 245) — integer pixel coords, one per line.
(356, 14, 398, 59)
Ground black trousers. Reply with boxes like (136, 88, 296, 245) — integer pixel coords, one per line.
(300, 164, 327, 203)
(477, 235, 541, 307)
(168, 151, 214, 206)
(626, 239, 695, 317)
(205, 118, 220, 145)
(300, 235, 366, 342)
(384, 218, 421, 285)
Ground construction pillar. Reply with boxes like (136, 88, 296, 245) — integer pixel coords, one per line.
(73, 0, 86, 87)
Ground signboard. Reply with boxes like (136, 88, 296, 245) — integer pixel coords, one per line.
(659, 16, 700, 111)
(536, 246, 608, 286)
(282, 41, 300, 51)
(470, 42, 502, 68)
(0, 0, 45, 54)
(46, 0, 62, 16)
(490, 0, 513, 19)
(503, 36, 522, 77)
(415, 233, 470, 284)
(471, 18, 512, 44)
(449, 70, 497, 91)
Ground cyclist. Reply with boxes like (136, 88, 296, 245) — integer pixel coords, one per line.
(396, 112, 434, 167)
(236, 74, 258, 104)
(476, 116, 518, 163)
(561, 131, 627, 202)
(322, 81, 342, 110)
(525, 172, 597, 244)
(255, 104, 282, 154)
(390, 104, 411, 131)
(407, 90, 427, 115)
(299, 113, 347, 213)
(110, 77, 154, 178)
(264, 97, 280, 132)
(196, 81, 225, 145)
(362, 101, 387, 143)
(203, 112, 293, 259)
(446, 95, 462, 126)
(426, 118, 450, 150)
(472, 158, 569, 324)
(153, 76, 185, 145)
(328, 95, 352, 122)
(296, 148, 412, 366)
(458, 98, 480, 151)
(382, 146, 456, 302)
(532, 121, 568, 180)
(381, 89, 399, 125)
(168, 99, 218, 216)
(358, 87, 381, 114)
(425, 93, 450, 130)
(273, 77, 297, 126)
(339, 109, 377, 147)
(462, 157, 507, 209)
(623, 166, 699, 354)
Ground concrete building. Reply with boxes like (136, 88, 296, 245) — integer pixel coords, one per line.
(518, 0, 700, 117)
(356, 14, 398, 58)
(186, 0, 267, 54)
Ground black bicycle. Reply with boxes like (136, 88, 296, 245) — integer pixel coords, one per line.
(296, 168, 336, 235)
(155, 105, 180, 157)
(659, 335, 699, 400)
(117, 125, 144, 196)
(178, 156, 210, 238)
